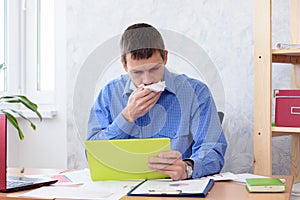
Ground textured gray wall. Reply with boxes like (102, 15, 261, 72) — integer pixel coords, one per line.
(66, 0, 291, 175)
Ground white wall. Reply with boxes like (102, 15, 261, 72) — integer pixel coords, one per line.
(66, 0, 292, 175)
(8, 0, 292, 175)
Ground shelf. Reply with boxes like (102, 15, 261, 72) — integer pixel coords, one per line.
(272, 126, 300, 137)
(272, 49, 300, 64)
(272, 48, 300, 55)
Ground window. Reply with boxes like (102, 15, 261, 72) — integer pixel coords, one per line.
(37, 0, 55, 91)
(1, 0, 55, 105)
(25, 0, 55, 104)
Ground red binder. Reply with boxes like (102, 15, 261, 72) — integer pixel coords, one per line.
(275, 90, 300, 127)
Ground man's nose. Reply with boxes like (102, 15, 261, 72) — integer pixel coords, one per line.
(142, 71, 153, 85)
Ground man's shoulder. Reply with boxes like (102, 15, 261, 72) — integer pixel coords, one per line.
(98, 74, 129, 98)
(172, 74, 212, 102)
(172, 73, 207, 89)
(105, 74, 129, 88)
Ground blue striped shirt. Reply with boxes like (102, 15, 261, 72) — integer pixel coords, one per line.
(87, 68, 227, 178)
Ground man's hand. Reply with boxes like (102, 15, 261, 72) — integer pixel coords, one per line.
(122, 88, 162, 123)
(148, 151, 188, 181)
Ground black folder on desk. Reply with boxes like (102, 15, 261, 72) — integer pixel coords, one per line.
(127, 178, 214, 197)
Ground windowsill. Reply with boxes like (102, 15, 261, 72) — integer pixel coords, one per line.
(15, 109, 57, 119)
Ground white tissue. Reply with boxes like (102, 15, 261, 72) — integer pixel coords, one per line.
(139, 81, 166, 92)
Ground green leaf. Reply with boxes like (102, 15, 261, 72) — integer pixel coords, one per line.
(16, 96, 42, 120)
(0, 94, 43, 140)
(0, 63, 5, 71)
(0, 95, 42, 121)
(0, 96, 19, 103)
(1, 111, 24, 140)
(10, 109, 37, 130)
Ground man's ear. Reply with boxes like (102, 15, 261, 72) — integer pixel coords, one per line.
(121, 56, 128, 72)
(163, 50, 168, 65)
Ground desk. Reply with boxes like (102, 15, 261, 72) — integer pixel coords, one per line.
(0, 169, 294, 200)
(121, 175, 293, 200)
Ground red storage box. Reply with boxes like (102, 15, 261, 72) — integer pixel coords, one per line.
(275, 89, 300, 127)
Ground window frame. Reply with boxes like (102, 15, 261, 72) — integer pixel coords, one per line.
(1, 0, 55, 107)
(25, 0, 55, 105)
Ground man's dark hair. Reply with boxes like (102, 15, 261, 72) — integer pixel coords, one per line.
(120, 23, 165, 64)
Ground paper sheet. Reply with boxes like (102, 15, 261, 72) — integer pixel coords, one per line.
(20, 186, 113, 199)
(60, 168, 92, 183)
(200, 172, 238, 181)
(20, 169, 143, 200)
(201, 172, 286, 185)
(233, 173, 268, 184)
(20, 180, 143, 200)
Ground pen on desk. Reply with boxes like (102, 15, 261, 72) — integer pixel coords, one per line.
(58, 169, 73, 174)
(20, 166, 25, 174)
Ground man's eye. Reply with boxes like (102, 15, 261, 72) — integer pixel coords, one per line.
(133, 71, 142, 74)
(150, 67, 159, 72)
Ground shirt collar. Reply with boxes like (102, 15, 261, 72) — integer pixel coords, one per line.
(163, 68, 176, 94)
(123, 77, 134, 97)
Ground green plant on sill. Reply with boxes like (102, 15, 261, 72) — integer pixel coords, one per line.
(0, 63, 42, 140)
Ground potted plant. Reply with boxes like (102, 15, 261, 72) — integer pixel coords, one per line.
(0, 62, 42, 140)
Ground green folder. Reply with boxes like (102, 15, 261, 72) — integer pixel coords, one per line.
(85, 138, 171, 181)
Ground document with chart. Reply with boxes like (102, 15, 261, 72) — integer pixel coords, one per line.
(127, 178, 214, 197)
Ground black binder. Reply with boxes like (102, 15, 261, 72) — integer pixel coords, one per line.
(127, 178, 214, 197)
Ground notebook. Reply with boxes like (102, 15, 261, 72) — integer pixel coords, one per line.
(0, 113, 57, 192)
(246, 178, 286, 193)
(85, 138, 171, 181)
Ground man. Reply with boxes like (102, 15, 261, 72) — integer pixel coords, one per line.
(87, 23, 227, 180)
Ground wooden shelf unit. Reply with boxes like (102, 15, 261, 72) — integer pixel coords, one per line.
(254, 0, 300, 181)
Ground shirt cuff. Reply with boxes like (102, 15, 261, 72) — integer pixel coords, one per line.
(191, 158, 203, 178)
(114, 112, 136, 135)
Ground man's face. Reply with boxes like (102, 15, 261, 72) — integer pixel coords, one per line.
(122, 50, 168, 87)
